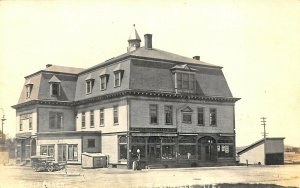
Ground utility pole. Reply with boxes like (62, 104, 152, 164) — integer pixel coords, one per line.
(261, 117, 267, 165)
(0, 108, 6, 144)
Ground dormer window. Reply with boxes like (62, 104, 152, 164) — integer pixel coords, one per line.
(171, 64, 196, 93)
(114, 71, 121, 87)
(86, 80, 94, 94)
(49, 75, 61, 97)
(50, 83, 60, 96)
(25, 84, 33, 98)
(113, 64, 124, 88)
(85, 74, 94, 94)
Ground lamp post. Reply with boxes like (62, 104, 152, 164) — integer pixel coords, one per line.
(0, 108, 6, 143)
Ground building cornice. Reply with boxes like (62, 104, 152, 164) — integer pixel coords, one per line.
(12, 89, 240, 109)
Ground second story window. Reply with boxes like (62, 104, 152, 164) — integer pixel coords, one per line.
(197, 107, 204, 126)
(29, 114, 32, 130)
(100, 109, 104, 126)
(181, 106, 193, 124)
(150, 104, 158, 124)
(209, 108, 217, 126)
(113, 106, 119, 125)
(82, 112, 86, 129)
(49, 112, 63, 129)
(90, 110, 94, 128)
(25, 84, 33, 98)
(165, 105, 173, 125)
(19, 117, 23, 131)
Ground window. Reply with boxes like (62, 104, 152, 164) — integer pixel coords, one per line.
(209, 108, 217, 126)
(49, 112, 63, 129)
(100, 109, 104, 126)
(114, 71, 121, 87)
(182, 113, 192, 124)
(25, 84, 33, 98)
(19, 118, 23, 131)
(29, 114, 32, 130)
(40, 145, 55, 160)
(87, 139, 95, 148)
(58, 144, 67, 162)
(113, 106, 119, 124)
(86, 80, 94, 94)
(90, 110, 94, 128)
(178, 136, 197, 160)
(100, 76, 107, 90)
(165, 105, 173, 125)
(50, 83, 60, 96)
(68, 144, 78, 161)
(197, 107, 204, 126)
(81, 112, 86, 129)
(149, 104, 158, 124)
(217, 145, 233, 158)
(119, 135, 127, 160)
(176, 72, 195, 92)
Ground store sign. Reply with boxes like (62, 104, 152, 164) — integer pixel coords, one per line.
(130, 127, 177, 132)
(16, 132, 32, 138)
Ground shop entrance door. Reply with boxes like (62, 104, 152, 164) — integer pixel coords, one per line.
(58, 144, 67, 162)
(148, 144, 161, 162)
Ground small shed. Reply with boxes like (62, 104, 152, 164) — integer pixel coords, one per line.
(82, 153, 107, 168)
(237, 137, 285, 165)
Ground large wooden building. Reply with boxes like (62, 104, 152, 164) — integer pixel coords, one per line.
(12, 26, 240, 168)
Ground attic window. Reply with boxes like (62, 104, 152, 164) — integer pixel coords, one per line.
(171, 64, 196, 93)
(113, 64, 123, 88)
(49, 75, 61, 96)
(86, 79, 94, 94)
(85, 74, 94, 94)
(100, 75, 108, 91)
(25, 84, 33, 98)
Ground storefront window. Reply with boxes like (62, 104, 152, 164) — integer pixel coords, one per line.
(68, 144, 78, 161)
(217, 145, 233, 158)
(119, 135, 128, 160)
(178, 145, 196, 159)
(25, 145, 30, 158)
(16, 146, 21, 158)
(148, 137, 160, 143)
(40, 145, 55, 160)
(161, 137, 175, 143)
(162, 145, 176, 160)
(119, 145, 127, 160)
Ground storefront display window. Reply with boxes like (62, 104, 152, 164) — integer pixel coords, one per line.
(178, 145, 196, 159)
(162, 145, 176, 160)
(40, 145, 55, 160)
(119, 135, 128, 160)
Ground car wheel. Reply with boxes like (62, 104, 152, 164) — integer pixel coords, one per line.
(47, 166, 54, 172)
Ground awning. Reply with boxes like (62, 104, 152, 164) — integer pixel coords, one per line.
(131, 133, 177, 137)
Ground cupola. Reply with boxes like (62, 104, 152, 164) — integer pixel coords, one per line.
(127, 24, 141, 52)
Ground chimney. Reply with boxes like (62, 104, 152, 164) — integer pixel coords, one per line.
(46, 64, 52, 68)
(193, 56, 200, 60)
(144, 34, 152, 49)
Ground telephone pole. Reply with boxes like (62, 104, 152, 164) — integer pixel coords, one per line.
(0, 108, 6, 144)
(261, 117, 267, 165)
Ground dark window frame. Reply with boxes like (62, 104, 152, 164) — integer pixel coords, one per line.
(49, 112, 63, 129)
(81, 112, 86, 129)
(209, 108, 217, 126)
(90, 110, 94, 128)
(100, 108, 104, 126)
(197, 107, 204, 126)
(113, 106, 119, 125)
(149, 104, 158, 124)
(164, 105, 173, 125)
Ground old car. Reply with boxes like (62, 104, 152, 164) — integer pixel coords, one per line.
(31, 155, 65, 172)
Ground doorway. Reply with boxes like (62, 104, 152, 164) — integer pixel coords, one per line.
(198, 136, 217, 161)
(148, 144, 161, 162)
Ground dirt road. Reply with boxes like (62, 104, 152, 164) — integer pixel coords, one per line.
(0, 164, 299, 188)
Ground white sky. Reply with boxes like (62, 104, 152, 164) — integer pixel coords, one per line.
(0, 0, 299, 147)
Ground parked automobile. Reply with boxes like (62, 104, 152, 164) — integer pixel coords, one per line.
(30, 155, 65, 172)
